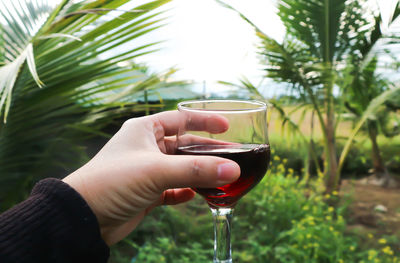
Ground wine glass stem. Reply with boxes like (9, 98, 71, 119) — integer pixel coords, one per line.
(211, 207, 234, 263)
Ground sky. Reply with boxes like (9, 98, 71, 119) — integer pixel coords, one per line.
(0, 0, 284, 97)
(130, 0, 399, 97)
(131, 0, 285, 97)
(2, 0, 398, 97)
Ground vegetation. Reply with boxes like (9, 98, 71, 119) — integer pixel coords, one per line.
(110, 154, 400, 263)
(0, 0, 187, 210)
(341, 27, 400, 185)
(1, 0, 399, 262)
(219, 0, 400, 192)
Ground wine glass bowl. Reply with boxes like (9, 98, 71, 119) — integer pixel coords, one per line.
(178, 144, 270, 208)
(176, 100, 270, 263)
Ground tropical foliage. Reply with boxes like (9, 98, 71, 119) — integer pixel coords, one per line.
(1, 1, 399, 262)
(0, 0, 181, 211)
(110, 154, 400, 263)
(219, 0, 400, 191)
(339, 4, 400, 185)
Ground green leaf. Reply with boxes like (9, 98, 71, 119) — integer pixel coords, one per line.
(38, 33, 82, 41)
(337, 85, 400, 176)
(26, 43, 44, 88)
(0, 0, 184, 211)
(0, 49, 28, 122)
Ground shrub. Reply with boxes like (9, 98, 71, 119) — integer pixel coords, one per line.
(110, 155, 399, 263)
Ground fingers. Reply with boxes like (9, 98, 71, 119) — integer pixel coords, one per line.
(160, 188, 196, 206)
(153, 154, 240, 190)
(151, 111, 229, 136)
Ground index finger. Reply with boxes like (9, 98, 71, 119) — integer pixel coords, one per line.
(151, 110, 229, 136)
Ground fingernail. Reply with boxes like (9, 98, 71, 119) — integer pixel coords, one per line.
(217, 162, 239, 182)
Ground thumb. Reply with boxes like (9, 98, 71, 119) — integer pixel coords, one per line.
(154, 154, 241, 190)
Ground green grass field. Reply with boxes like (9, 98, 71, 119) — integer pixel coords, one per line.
(267, 105, 400, 176)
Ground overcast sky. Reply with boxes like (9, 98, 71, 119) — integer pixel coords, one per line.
(131, 0, 399, 97)
(2, 0, 398, 97)
(132, 0, 285, 96)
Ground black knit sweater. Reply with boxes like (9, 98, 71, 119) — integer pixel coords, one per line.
(0, 178, 110, 263)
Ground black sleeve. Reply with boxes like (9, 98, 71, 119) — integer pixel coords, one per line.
(0, 178, 110, 263)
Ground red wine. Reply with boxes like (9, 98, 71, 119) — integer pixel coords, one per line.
(177, 144, 270, 208)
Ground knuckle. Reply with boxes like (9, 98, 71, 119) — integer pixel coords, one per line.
(122, 118, 136, 129)
(152, 117, 165, 138)
(190, 158, 201, 178)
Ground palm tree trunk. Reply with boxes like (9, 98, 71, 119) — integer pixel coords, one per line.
(323, 72, 339, 192)
(324, 107, 338, 192)
(367, 120, 391, 186)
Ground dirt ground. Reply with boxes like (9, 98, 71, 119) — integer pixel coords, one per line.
(341, 178, 400, 245)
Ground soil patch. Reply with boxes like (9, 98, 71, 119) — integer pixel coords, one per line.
(341, 178, 400, 242)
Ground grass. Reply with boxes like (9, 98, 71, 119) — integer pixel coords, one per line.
(267, 106, 400, 177)
(110, 155, 400, 263)
(268, 105, 354, 139)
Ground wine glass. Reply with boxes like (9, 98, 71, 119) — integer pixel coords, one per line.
(176, 100, 270, 263)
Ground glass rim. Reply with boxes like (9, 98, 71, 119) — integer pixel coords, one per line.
(177, 100, 267, 113)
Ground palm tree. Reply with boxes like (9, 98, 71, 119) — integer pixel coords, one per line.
(0, 0, 179, 211)
(219, 0, 400, 191)
(339, 5, 400, 186)
(342, 56, 399, 186)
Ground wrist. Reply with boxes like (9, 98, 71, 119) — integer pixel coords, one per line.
(62, 174, 104, 227)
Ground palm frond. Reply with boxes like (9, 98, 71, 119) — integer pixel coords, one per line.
(0, 0, 179, 210)
(337, 85, 400, 176)
(279, 0, 349, 62)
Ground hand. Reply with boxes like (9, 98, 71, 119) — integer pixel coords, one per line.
(62, 111, 240, 245)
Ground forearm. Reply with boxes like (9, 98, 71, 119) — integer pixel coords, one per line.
(0, 178, 109, 263)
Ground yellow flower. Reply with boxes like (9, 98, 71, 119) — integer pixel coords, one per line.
(368, 250, 378, 260)
(271, 149, 275, 154)
(378, 238, 387, 244)
(382, 246, 393, 256)
(332, 190, 338, 196)
(338, 260, 344, 263)
(349, 246, 355, 251)
(273, 155, 280, 161)
(306, 234, 312, 239)
(288, 168, 294, 174)
(328, 206, 334, 212)
(283, 158, 288, 164)
(368, 233, 374, 239)
(324, 194, 331, 199)
(325, 216, 332, 221)
(303, 206, 309, 211)
(329, 226, 334, 232)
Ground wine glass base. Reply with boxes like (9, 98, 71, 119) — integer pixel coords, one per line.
(214, 260, 232, 263)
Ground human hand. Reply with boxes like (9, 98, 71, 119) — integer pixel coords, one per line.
(62, 111, 240, 245)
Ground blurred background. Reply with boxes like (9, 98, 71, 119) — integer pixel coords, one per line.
(1, 0, 400, 262)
